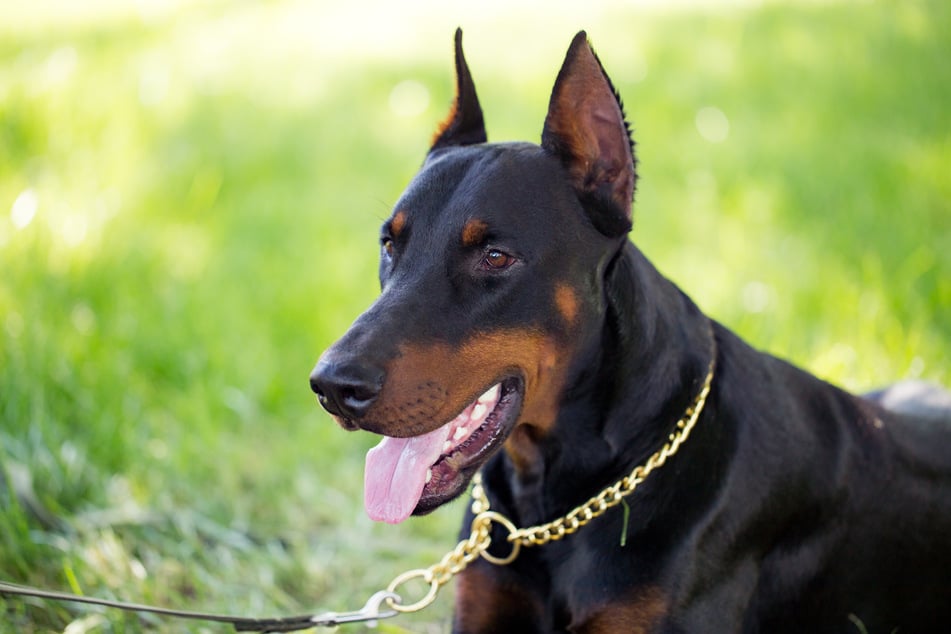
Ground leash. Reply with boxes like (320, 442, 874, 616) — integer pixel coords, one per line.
(0, 582, 399, 631)
(2, 356, 715, 629)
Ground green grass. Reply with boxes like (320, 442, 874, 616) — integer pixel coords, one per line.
(1, 1, 949, 632)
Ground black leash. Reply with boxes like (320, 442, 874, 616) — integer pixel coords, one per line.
(0, 581, 399, 632)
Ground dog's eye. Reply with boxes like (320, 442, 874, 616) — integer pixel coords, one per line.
(381, 238, 394, 257)
(481, 248, 515, 271)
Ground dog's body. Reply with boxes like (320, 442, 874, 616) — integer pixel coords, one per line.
(311, 31, 951, 633)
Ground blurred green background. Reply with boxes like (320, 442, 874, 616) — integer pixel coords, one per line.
(1, 0, 948, 632)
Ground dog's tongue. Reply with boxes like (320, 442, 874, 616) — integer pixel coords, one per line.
(364, 424, 451, 524)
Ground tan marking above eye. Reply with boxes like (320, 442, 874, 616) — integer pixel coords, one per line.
(461, 219, 488, 247)
(390, 210, 407, 238)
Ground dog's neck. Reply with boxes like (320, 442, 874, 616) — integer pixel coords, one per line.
(599, 242, 716, 447)
(497, 241, 718, 526)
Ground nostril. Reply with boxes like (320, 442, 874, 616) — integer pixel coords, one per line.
(309, 375, 333, 412)
(309, 360, 384, 420)
(309, 373, 326, 399)
(341, 385, 373, 405)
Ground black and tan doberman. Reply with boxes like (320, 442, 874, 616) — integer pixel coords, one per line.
(310, 30, 951, 633)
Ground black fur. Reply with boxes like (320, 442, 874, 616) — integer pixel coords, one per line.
(311, 32, 951, 633)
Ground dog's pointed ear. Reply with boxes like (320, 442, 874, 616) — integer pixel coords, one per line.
(542, 32, 636, 237)
(430, 28, 487, 152)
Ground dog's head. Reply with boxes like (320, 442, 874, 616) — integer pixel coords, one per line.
(310, 30, 636, 523)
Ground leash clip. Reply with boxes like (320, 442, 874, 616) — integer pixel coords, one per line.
(307, 590, 400, 628)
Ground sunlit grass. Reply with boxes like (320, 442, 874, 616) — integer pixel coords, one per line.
(1, 1, 949, 632)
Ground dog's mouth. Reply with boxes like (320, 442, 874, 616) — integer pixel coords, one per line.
(363, 377, 523, 524)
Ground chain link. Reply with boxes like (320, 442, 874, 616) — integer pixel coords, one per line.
(385, 356, 715, 613)
(385, 508, 491, 612)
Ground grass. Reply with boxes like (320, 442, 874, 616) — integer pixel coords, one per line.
(1, 0, 949, 632)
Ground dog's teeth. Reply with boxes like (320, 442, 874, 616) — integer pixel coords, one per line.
(443, 441, 452, 452)
(453, 426, 468, 441)
(479, 384, 500, 404)
(472, 403, 487, 420)
(425, 468, 432, 483)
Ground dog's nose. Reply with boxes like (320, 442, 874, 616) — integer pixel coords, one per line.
(309, 359, 384, 421)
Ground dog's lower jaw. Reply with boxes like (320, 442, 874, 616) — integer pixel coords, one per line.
(331, 415, 359, 431)
(412, 377, 525, 517)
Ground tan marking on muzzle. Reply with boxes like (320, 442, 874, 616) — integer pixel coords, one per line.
(360, 329, 573, 471)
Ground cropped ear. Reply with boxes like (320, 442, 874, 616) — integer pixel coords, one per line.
(430, 28, 487, 152)
(542, 31, 636, 237)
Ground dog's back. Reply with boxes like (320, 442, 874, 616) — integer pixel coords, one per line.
(701, 328, 951, 632)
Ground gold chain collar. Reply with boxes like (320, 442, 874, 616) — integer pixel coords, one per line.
(385, 353, 716, 613)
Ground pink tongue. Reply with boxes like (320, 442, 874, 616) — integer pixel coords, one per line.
(364, 424, 451, 524)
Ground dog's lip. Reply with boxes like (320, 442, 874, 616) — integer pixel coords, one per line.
(331, 415, 360, 432)
(413, 376, 523, 515)
(362, 375, 524, 523)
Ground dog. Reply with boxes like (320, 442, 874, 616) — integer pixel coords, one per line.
(310, 30, 951, 633)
